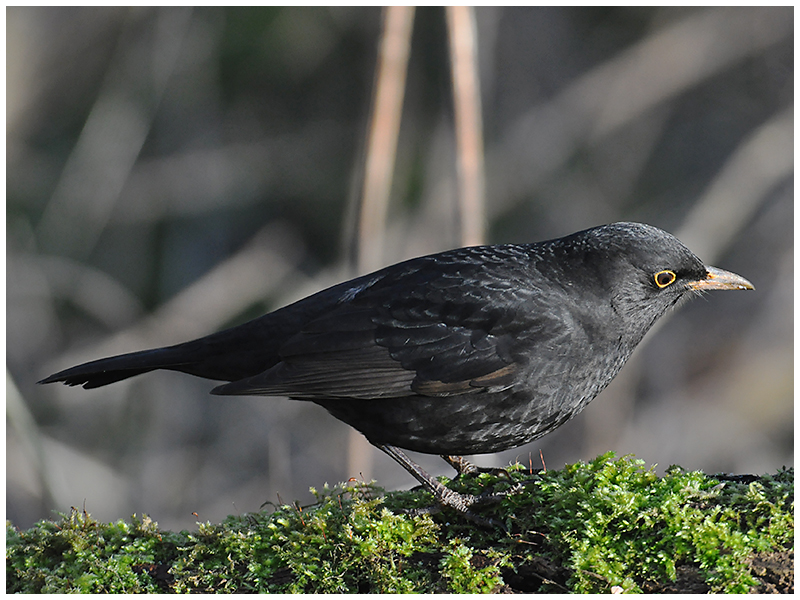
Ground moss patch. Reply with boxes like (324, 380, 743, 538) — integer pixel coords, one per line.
(7, 453, 793, 593)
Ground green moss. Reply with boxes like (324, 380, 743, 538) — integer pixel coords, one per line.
(7, 454, 793, 593)
(500, 453, 793, 592)
(440, 542, 508, 593)
(6, 510, 184, 593)
(165, 481, 442, 593)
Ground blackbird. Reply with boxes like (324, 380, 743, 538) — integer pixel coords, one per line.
(40, 222, 753, 515)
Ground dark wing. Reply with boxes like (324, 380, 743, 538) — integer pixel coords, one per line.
(213, 248, 558, 400)
(38, 268, 411, 389)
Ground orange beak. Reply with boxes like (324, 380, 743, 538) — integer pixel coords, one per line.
(688, 266, 754, 291)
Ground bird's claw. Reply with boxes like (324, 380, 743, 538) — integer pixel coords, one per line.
(442, 455, 515, 480)
(401, 480, 526, 529)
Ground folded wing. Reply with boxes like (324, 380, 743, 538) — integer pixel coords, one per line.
(214, 251, 558, 400)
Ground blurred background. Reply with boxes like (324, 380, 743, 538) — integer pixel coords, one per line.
(7, 6, 792, 531)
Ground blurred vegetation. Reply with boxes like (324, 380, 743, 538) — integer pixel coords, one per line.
(7, 455, 794, 593)
(7, 7, 793, 533)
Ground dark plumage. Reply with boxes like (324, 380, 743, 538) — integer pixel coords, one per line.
(40, 222, 753, 516)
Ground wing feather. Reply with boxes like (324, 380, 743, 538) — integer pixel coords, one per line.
(214, 247, 563, 400)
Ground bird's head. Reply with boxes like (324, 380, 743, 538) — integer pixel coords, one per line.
(555, 222, 754, 340)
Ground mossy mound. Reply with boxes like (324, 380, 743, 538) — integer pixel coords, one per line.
(7, 453, 793, 593)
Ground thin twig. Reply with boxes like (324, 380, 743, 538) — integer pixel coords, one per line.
(356, 6, 415, 274)
(447, 6, 486, 247)
(348, 6, 416, 482)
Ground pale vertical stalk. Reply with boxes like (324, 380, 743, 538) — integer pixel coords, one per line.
(447, 6, 486, 247)
(357, 6, 415, 274)
(349, 6, 415, 481)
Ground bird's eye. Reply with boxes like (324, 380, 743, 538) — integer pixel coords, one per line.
(654, 270, 677, 288)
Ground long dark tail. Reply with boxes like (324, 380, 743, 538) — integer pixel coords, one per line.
(38, 315, 291, 390)
(38, 345, 205, 389)
(38, 269, 371, 391)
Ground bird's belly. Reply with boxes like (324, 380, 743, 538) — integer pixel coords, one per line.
(312, 345, 629, 455)
(314, 389, 584, 455)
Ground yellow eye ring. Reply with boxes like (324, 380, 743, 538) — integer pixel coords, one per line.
(654, 270, 677, 288)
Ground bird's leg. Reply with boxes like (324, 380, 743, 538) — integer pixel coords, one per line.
(441, 455, 539, 509)
(379, 444, 498, 522)
(441, 455, 513, 480)
(441, 454, 481, 476)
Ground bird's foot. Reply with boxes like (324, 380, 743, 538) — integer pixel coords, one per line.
(379, 445, 536, 529)
(407, 481, 526, 528)
(441, 454, 516, 481)
(380, 444, 529, 529)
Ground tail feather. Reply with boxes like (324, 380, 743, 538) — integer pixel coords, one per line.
(38, 275, 359, 390)
(43, 367, 154, 389)
(38, 347, 194, 389)
(39, 318, 290, 390)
